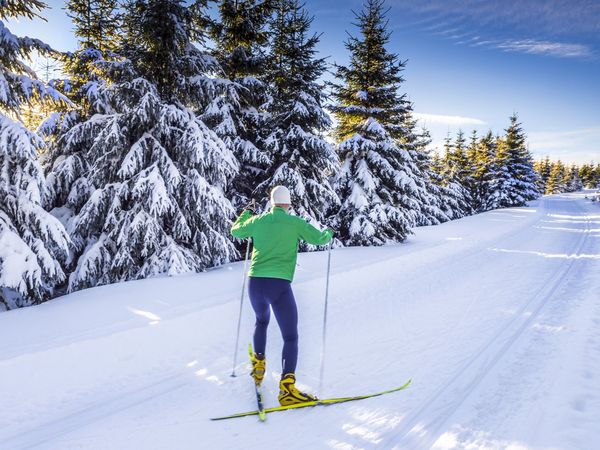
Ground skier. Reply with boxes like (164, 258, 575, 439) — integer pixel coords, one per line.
(231, 186, 334, 405)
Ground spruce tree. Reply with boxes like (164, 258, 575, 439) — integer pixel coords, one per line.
(473, 131, 502, 212)
(402, 120, 458, 224)
(45, 0, 238, 291)
(330, 0, 428, 245)
(534, 155, 552, 194)
(257, 0, 339, 229)
(0, 2, 71, 309)
(42, 0, 121, 231)
(485, 115, 539, 209)
(494, 114, 539, 206)
(204, 0, 273, 209)
(439, 134, 472, 217)
(546, 160, 566, 194)
(579, 164, 592, 188)
(60, 0, 119, 112)
(448, 130, 474, 210)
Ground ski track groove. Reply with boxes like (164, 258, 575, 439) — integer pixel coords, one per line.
(0, 372, 194, 450)
(382, 198, 592, 450)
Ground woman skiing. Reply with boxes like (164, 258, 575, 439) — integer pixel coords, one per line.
(230, 186, 333, 405)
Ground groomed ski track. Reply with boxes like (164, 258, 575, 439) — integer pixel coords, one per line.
(1, 192, 599, 450)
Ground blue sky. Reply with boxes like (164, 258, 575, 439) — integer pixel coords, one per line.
(6, 0, 600, 164)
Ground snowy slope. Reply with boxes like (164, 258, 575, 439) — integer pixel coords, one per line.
(1, 192, 599, 450)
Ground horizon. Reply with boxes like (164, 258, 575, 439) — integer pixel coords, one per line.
(5, 0, 600, 165)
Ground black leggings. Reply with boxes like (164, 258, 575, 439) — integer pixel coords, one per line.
(248, 277, 298, 374)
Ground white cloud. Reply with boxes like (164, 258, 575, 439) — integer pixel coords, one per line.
(413, 112, 486, 126)
(495, 39, 593, 58)
(528, 126, 600, 164)
(397, 0, 600, 37)
(529, 127, 600, 149)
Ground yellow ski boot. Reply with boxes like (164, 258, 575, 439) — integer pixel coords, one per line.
(250, 353, 266, 386)
(278, 373, 318, 406)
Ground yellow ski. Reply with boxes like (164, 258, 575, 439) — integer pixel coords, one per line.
(211, 379, 411, 421)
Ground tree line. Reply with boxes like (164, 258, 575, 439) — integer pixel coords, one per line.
(534, 157, 600, 194)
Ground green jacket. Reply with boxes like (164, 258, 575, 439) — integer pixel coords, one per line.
(231, 207, 333, 281)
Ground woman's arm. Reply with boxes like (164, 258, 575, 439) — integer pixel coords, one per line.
(230, 210, 257, 239)
(297, 219, 334, 246)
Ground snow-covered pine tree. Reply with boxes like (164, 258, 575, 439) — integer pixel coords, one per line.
(0, 2, 71, 309)
(45, 0, 238, 291)
(492, 115, 539, 206)
(565, 164, 583, 192)
(464, 130, 481, 208)
(444, 130, 474, 209)
(61, 0, 119, 111)
(425, 150, 469, 221)
(473, 131, 503, 211)
(545, 160, 567, 194)
(401, 119, 456, 225)
(579, 163, 598, 189)
(439, 133, 472, 216)
(42, 0, 121, 234)
(204, 0, 273, 209)
(534, 155, 552, 195)
(330, 0, 427, 245)
(257, 0, 339, 229)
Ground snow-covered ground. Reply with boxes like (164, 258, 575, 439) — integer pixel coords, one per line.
(1, 192, 599, 450)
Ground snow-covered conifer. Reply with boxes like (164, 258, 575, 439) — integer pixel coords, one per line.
(534, 156, 552, 195)
(45, 0, 238, 291)
(565, 164, 583, 193)
(493, 114, 539, 206)
(330, 0, 428, 245)
(0, 3, 70, 309)
(257, 0, 339, 228)
(439, 134, 472, 217)
(545, 160, 567, 194)
(204, 0, 273, 209)
(401, 120, 455, 225)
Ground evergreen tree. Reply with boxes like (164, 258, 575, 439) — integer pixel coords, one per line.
(579, 164, 592, 188)
(546, 160, 566, 194)
(42, 0, 121, 233)
(534, 156, 551, 194)
(565, 164, 583, 192)
(44, 0, 238, 291)
(473, 131, 501, 211)
(402, 120, 458, 224)
(60, 0, 119, 113)
(439, 133, 472, 216)
(258, 0, 339, 229)
(330, 0, 429, 245)
(204, 0, 273, 209)
(492, 114, 539, 207)
(0, 2, 71, 309)
(450, 130, 474, 209)
(428, 151, 465, 221)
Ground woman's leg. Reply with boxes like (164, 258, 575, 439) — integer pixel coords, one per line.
(270, 281, 298, 374)
(248, 277, 270, 355)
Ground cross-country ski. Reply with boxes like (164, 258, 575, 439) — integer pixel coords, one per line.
(211, 379, 412, 420)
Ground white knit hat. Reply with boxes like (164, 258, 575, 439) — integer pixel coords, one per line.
(271, 185, 291, 205)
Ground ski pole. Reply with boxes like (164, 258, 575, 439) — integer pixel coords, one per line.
(318, 240, 333, 395)
(231, 199, 255, 377)
(231, 237, 252, 377)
